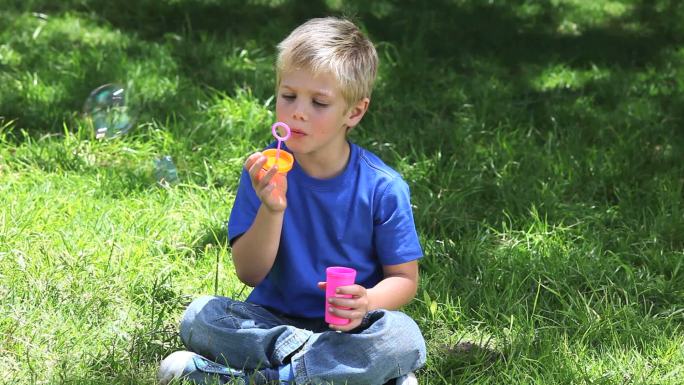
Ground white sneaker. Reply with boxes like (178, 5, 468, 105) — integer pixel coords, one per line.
(395, 372, 418, 385)
(158, 351, 197, 384)
(157, 350, 245, 385)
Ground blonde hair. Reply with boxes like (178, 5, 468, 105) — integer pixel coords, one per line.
(276, 17, 378, 106)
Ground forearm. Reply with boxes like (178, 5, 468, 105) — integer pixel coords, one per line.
(231, 205, 284, 286)
(366, 273, 418, 311)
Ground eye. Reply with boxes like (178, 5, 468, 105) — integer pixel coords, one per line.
(313, 99, 329, 107)
(281, 94, 295, 101)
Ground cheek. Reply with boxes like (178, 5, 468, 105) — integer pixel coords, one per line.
(311, 110, 333, 123)
(275, 101, 287, 118)
(308, 115, 327, 130)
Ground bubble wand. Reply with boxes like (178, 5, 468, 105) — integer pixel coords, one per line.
(271, 122, 291, 166)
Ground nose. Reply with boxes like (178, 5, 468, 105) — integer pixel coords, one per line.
(293, 110, 306, 120)
(292, 101, 307, 121)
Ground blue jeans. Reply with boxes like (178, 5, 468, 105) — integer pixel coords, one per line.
(180, 295, 427, 385)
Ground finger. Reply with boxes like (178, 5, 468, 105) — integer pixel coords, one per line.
(317, 282, 327, 290)
(248, 156, 267, 182)
(244, 152, 263, 171)
(257, 163, 278, 189)
(271, 173, 287, 189)
(256, 176, 279, 203)
(328, 297, 356, 309)
(277, 173, 288, 190)
(335, 284, 364, 297)
(261, 183, 276, 198)
(328, 306, 364, 321)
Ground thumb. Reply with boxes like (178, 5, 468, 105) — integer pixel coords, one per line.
(317, 282, 327, 291)
(245, 152, 263, 171)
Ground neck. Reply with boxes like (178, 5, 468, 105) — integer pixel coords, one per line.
(296, 141, 351, 179)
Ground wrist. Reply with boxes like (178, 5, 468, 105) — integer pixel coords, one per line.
(261, 203, 286, 216)
(366, 288, 379, 311)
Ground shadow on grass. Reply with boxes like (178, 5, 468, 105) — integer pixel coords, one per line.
(441, 340, 504, 364)
(193, 223, 229, 250)
(3, 0, 684, 133)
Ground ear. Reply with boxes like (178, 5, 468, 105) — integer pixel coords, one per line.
(344, 97, 370, 129)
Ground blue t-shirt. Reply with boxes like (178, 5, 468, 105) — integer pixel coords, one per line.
(227, 142, 423, 318)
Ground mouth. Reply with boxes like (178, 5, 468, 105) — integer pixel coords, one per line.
(290, 128, 307, 137)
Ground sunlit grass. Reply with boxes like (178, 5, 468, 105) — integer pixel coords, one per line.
(1, 1, 684, 384)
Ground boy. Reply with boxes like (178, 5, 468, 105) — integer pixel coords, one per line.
(159, 17, 426, 385)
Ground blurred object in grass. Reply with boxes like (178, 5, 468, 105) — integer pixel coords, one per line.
(154, 155, 179, 186)
(83, 83, 134, 139)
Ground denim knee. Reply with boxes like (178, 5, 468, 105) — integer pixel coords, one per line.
(180, 295, 217, 347)
(361, 310, 426, 376)
(390, 312, 427, 374)
(292, 310, 426, 385)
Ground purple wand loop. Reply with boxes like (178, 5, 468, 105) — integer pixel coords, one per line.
(271, 122, 291, 165)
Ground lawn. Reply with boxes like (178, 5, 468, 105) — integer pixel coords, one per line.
(1, 1, 683, 384)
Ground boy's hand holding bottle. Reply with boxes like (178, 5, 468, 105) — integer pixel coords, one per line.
(317, 281, 371, 332)
(245, 152, 288, 213)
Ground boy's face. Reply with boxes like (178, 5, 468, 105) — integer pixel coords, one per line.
(276, 68, 367, 159)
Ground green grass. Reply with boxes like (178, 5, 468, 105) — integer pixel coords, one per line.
(1, 1, 683, 384)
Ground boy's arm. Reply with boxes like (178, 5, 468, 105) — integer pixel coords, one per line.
(230, 153, 288, 287)
(325, 260, 419, 331)
(231, 206, 284, 287)
(367, 260, 420, 311)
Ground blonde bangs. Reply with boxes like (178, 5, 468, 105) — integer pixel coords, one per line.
(276, 17, 377, 106)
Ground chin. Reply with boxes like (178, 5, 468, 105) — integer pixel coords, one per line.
(284, 141, 304, 153)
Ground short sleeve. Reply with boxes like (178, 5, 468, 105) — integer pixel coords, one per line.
(227, 168, 261, 245)
(373, 178, 423, 265)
